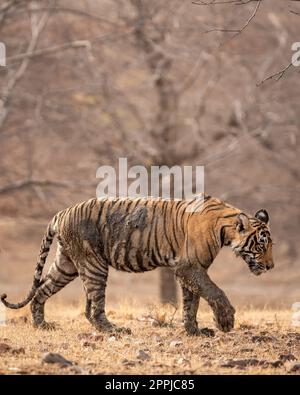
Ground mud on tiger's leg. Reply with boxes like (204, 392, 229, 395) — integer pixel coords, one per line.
(176, 263, 235, 333)
(181, 286, 215, 337)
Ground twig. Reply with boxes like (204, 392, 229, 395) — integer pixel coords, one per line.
(0, 179, 96, 194)
(0, 5, 50, 128)
(6, 40, 91, 63)
(257, 62, 294, 86)
(204, 0, 261, 41)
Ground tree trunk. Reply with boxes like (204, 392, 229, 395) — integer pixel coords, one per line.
(131, 1, 178, 305)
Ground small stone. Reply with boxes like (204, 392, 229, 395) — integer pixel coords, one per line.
(150, 319, 160, 327)
(240, 348, 254, 353)
(170, 340, 183, 348)
(279, 353, 296, 362)
(69, 365, 86, 374)
(108, 336, 116, 342)
(251, 335, 273, 343)
(92, 333, 103, 341)
(221, 359, 260, 368)
(42, 352, 73, 366)
(11, 347, 25, 355)
(77, 332, 91, 340)
(81, 341, 96, 350)
(286, 362, 300, 373)
(0, 343, 11, 353)
(136, 350, 151, 361)
(122, 358, 136, 366)
(177, 357, 190, 365)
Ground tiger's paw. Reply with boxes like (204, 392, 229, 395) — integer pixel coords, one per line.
(213, 304, 235, 333)
(186, 325, 215, 337)
(95, 322, 132, 335)
(114, 326, 132, 335)
(34, 321, 58, 331)
(198, 327, 215, 337)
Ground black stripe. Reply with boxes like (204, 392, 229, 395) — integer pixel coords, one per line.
(223, 213, 238, 219)
(54, 262, 78, 278)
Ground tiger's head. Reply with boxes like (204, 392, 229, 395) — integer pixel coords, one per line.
(231, 209, 274, 276)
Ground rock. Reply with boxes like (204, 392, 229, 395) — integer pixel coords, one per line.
(170, 340, 183, 348)
(150, 319, 160, 327)
(11, 347, 25, 355)
(69, 365, 86, 374)
(59, 343, 69, 350)
(81, 341, 96, 350)
(154, 335, 163, 343)
(177, 357, 190, 365)
(279, 353, 296, 362)
(240, 348, 254, 353)
(136, 350, 151, 361)
(7, 316, 28, 325)
(92, 333, 103, 341)
(221, 359, 283, 369)
(42, 352, 73, 366)
(221, 359, 260, 369)
(108, 336, 116, 342)
(286, 362, 300, 373)
(239, 324, 255, 330)
(0, 343, 11, 353)
(122, 358, 136, 366)
(251, 335, 274, 343)
(77, 332, 91, 340)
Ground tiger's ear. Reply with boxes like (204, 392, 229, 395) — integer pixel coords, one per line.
(236, 213, 250, 232)
(255, 209, 269, 225)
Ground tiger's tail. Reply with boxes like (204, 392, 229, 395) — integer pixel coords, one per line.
(1, 216, 58, 309)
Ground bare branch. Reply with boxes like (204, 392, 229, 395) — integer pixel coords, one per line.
(257, 62, 294, 86)
(6, 40, 92, 63)
(0, 4, 51, 128)
(0, 179, 95, 195)
(203, 0, 262, 40)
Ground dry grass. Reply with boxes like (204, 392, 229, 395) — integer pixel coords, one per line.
(0, 302, 299, 375)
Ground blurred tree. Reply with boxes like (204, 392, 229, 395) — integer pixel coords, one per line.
(0, 0, 299, 306)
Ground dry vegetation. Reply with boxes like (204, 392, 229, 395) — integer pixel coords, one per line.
(0, 302, 300, 375)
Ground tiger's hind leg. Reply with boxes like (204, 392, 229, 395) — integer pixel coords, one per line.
(182, 286, 215, 337)
(31, 245, 78, 330)
(81, 258, 131, 334)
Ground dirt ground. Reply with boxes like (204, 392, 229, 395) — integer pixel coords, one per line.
(0, 302, 299, 375)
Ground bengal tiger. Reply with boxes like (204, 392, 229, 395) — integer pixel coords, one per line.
(1, 195, 274, 336)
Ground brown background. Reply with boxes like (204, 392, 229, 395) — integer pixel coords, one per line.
(0, 0, 299, 309)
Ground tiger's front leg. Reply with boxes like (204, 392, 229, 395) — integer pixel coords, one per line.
(182, 287, 215, 337)
(175, 263, 235, 333)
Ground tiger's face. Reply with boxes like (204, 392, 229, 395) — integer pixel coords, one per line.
(232, 209, 274, 276)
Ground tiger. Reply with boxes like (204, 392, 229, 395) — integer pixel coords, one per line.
(1, 195, 274, 336)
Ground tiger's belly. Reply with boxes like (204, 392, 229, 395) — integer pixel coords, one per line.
(108, 243, 163, 273)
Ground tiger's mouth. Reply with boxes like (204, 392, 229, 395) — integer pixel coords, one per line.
(246, 259, 266, 276)
(245, 257, 266, 276)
